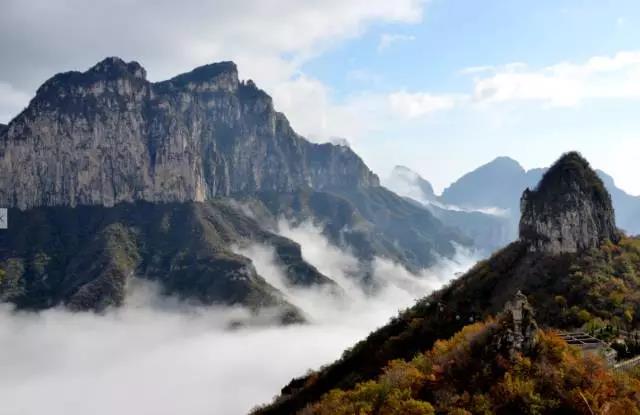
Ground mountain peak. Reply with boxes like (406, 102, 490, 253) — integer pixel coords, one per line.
(164, 61, 237, 83)
(386, 165, 436, 202)
(441, 156, 526, 210)
(33, 57, 148, 104)
(89, 56, 147, 80)
(156, 61, 240, 94)
(490, 156, 523, 168)
(519, 151, 618, 253)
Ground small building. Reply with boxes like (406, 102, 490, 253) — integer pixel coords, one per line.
(558, 331, 617, 365)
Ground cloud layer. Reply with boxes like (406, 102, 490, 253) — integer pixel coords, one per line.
(0, 220, 477, 415)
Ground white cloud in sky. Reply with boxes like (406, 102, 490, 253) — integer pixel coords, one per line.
(389, 91, 460, 118)
(0, 82, 30, 124)
(378, 33, 416, 52)
(0, 0, 426, 123)
(457, 65, 494, 75)
(472, 51, 640, 106)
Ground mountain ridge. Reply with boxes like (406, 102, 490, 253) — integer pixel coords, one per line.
(0, 57, 379, 210)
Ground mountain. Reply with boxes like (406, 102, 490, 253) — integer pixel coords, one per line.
(520, 152, 619, 254)
(0, 201, 344, 322)
(384, 166, 437, 204)
(441, 156, 538, 213)
(250, 187, 468, 274)
(387, 157, 640, 254)
(385, 165, 517, 252)
(0, 58, 468, 316)
(0, 57, 378, 209)
(300, 294, 640, 414)
(597, 169, 640, 235)
(255, 152, 640, 413)
(439, 156, 640, 236)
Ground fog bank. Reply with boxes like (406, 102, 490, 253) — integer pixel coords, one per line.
(0, 222, 478, 415)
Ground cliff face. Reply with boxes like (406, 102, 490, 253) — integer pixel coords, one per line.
(0, 57, 378, 209)
(519, 152, 619, 254)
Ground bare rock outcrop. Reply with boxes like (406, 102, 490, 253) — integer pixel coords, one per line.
(0, 57, 379, 209)
(493, 290, 538, 357)
(519, 151, 619, 254)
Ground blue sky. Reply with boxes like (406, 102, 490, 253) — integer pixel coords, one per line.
(306, 0, 639, 94)
(285, 0, 640, 195)
(1, 0, 639, 194)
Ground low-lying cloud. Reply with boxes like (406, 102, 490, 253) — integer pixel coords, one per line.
(0, 221, 478, 415)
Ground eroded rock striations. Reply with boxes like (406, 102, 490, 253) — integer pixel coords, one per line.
(519, 152, 619, 254)
(0, 57, 378, 209)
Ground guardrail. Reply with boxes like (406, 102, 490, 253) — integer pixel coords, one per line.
(614, 355, 640, 371)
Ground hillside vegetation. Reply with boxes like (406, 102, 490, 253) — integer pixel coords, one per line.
(256, 235, 640, 414)
(302, 318, 640, 414)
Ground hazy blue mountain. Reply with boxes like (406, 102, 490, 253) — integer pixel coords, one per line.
(596, 170, 640, 235)
(385, 164, 517, 252)
(384, 165, 438, 204)
(441, 156, 529, 214)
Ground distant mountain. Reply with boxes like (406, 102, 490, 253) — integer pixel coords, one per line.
(384, 165, 437, 204)
(441, 156, 640, 236)
(386, 157, 640, 253)
(596, 170, 640, 235)
(256, 152, 640, 413)
(0, 58, 469, 316)
(441, 156, 538, 213)
(385, 165, 518, 252)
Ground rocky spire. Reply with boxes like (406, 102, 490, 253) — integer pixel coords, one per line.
(519, 151, 619, 254)
(494, 291, 538, 357)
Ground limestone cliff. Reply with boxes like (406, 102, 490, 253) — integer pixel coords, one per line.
(519, 151, 619, 254)
(0, 57, 378, 209)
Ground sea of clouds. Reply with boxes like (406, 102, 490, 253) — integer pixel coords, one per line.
(0, 220, 478, 415)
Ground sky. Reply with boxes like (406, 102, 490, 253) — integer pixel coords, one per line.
(1, 0, 640, 194)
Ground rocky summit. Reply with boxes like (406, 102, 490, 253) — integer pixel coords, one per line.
(519, 151, 619, 254)
(0, 57, 378, 209)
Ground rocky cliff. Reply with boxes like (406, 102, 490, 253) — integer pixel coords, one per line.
(519, 152, 619, 254)
(0, 57, 378, 209)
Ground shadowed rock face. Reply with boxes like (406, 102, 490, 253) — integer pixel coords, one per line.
(0, 57, 379, 209)
(519, 152, 619, 254)
(0, 200, 338, 322)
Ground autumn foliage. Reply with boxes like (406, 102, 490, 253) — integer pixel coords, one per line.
(303, 320, 640, 414)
